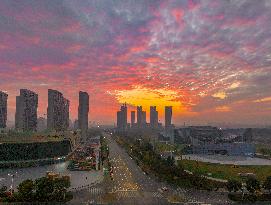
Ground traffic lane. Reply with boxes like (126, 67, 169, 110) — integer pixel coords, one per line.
(110, 156, 139, 191)
(106, 135, 165, 192)
(107, 136, 146, 191)
(107, 137, 139, 192)
(106, 134, 232, 204)
(106, 135, 181, 204)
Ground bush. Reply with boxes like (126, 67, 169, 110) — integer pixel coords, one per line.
(228, 193, 257, 202)
(263, 176, 271, 192)
(0, 176, 72, 203)
(246, 177, 261, 193)
(227, 179, 242, 192)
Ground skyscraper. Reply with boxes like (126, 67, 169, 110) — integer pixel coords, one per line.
(117, 103, 127, 131)
(142, 111, 146, 126)
(37, 117, 47, 132)
(15, 89, 38, 131)
(47, 89, 69, 131)
(165, 106, 174, 143)
(121, 103, 127, 128)
(165, 106, 172, 128)
(137, 106, 142, 127)
(131, 111, 135, 127)
(0, 91, 8, 129)
(117, 111, 122, 129)
(78, 91, 89, 141)
(150, 106, 158, 128)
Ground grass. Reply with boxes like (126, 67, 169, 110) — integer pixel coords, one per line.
(179, 159, 271, 182)
(256, 143, 271, 157)
(167, 194, 186, 203)
(155, 142, 176, 152)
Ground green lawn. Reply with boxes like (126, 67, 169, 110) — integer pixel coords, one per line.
(256, 143, 271, 157)
(179, 159, 271, 182)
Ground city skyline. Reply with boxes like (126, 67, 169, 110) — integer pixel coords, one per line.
(1, 88, 270, 128)
(0, 1, 271, 126)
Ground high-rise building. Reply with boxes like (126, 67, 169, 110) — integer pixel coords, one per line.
(131, 111, 135, 127)
(47, 89, 69, 131)
(165, 106, 172, 128)
(37, 117, 47, 132)
(0, 91, 8, 129)
(121, 104, 127, 127)
(15, 89, 38, 131)
(78, 91, 89, 141)
(117, 111, 122, 129)
(117, 103, 127, 131)
(142, 111, 146, 126)
(137, 106, 142, 127)
(63, 98, 70, 130)
(165, 106, 174, 143)
(150, 106, 158, 128)
(74, 119, 79, 130)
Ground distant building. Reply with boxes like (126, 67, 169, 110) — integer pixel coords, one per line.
(137, 106, 143, 127)
(117, 111, 122, 129)
(174, 126, 223, 145)
(117, 103, 127, 131)
(74, 119, 79, 130)
(78, 91, 89, 141)
(47, 89, 69, 131)
(192, 142, 255, 156)
(131, 111, 135, 127)
(174, 126, 255, 156)
(243, 128, 253, 143)
(165, 106, 174, 143)
(150, 106, 158, 128)
(142, 111, 146, 126)
(165, 106, 172, 128)
(15, 89, 38, 131)
(69, 119, 73, 130)
(0, 91, 8, 129)
(37, 117, 47, 132)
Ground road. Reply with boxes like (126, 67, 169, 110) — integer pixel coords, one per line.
(106, 134, 232, 205)
(106, 133, 170, 205)
(70, 133, 231, 204)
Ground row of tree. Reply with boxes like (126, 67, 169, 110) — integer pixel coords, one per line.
(117, 136, 225, 191)
(227, 176, 271, 202)
(0, 176, 72, 202)
(228, 176, 271, 193)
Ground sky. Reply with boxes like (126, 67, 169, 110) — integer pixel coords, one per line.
(0, 0, 271, 127)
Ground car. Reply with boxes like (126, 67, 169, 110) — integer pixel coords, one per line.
(158, 188, 163, 193)
(158, 187, 168, 193)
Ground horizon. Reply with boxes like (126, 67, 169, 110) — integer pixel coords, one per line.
(1, 0, 271, 126)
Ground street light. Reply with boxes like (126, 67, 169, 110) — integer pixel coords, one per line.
(7, 172, 17, 193)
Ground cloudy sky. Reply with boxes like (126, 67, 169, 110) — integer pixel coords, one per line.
(0, 0, 271, 126)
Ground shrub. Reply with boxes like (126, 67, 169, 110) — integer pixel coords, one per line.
(227, 179, 242, 192)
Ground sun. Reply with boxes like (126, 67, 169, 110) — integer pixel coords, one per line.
(113, 86, 186, 114)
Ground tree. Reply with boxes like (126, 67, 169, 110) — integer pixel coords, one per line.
(17, 179, 34, 201)
(0, 186, 7, 198)
(227, 179, 242, 192)
(263, 176, 271, 192)
(35, 177, 54, 201)
(246, 177, 261, 193)
(52, 177, 71, 201)
(166, 156, 174, 167)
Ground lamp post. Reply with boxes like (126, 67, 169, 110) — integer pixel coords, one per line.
(7, 172, 17, 193)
